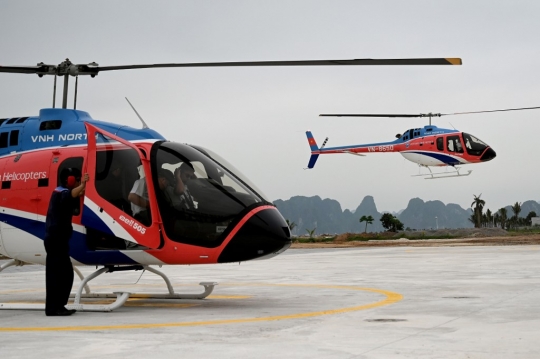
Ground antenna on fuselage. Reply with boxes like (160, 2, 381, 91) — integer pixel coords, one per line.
(125, 97, 149, 129)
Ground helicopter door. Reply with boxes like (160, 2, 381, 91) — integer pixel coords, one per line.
(82, 123, 162, 249)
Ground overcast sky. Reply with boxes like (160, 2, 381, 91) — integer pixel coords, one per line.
(1, 1, 539, 214)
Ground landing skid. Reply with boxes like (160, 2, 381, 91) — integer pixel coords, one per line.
(0, 261, 217, 312)
(412, 166, 472, 180)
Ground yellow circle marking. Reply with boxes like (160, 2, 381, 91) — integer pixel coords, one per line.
(0, 284, 402, 332)
(124, 302, 197, 308)
(207, 295, 251, 299)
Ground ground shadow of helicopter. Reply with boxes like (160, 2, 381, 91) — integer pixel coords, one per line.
(0, 57, 461, 311)
(306, 106, 540, 179)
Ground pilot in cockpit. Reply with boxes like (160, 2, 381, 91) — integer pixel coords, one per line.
(455, 139, 463, 153)
(166, 162, 197, 210)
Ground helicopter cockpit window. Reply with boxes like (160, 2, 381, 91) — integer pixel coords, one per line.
(192, 145, 270, 202)
(39, 120, 62, 131)
(462, 133, 488, 156)
(152, 142, 264, 247)
(93, 134, 150, 224)
(446, 135, 464, 153)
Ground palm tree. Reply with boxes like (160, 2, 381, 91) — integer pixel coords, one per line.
(498, 207, 508, 229)
(286, 219, 297, 233)
(511, 202, 522, 228)
(306, 228, 316, 239)
(359, 215, 374, 233)
(485, 209, 493, 228)
(493, 213, 500, 228)
(471, 194, 485, 228)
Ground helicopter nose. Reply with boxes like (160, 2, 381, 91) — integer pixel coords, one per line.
(218, 207, 291, 263)
(480, 147, 496, 162)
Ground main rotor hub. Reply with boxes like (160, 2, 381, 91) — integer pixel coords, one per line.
(35, 58, 100, 78)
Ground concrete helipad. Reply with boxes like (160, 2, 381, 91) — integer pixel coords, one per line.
(1, 246, 540, 358)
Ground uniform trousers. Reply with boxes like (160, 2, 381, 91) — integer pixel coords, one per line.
(44, 241, 74, 315)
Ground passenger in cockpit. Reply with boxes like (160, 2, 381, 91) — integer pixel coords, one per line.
(128, 177, 150, 225)
(129, 170, 173, 225)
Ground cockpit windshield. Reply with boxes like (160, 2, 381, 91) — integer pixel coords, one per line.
(152, 142, 265, 247)
(191, 145, 270, 202)
(462, 133, 488, 156)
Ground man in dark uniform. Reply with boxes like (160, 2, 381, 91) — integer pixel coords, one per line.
(44, 168, 89, 316)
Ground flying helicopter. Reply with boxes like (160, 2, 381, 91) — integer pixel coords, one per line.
(0, 57, 461, 312)
(305, 106, 540, 179)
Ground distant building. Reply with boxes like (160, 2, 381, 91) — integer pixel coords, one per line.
(532, 217, 540, 227)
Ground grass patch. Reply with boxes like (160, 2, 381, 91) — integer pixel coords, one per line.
(507, 227, 540, 235)
(338, 232, 461, 242)
(297, 236, 337, 243)
(411, 235, 457, 240)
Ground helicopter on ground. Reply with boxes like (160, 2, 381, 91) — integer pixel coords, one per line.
(305, 106, 540, 179)
(0, 57, 461, 311)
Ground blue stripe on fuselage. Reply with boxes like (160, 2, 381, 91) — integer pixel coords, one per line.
(407, 151, 462, 165)
(0, 212, 138, 265)
(81, 204, 115, 236)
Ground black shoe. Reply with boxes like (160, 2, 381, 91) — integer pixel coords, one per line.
(46, 307, 76, 316)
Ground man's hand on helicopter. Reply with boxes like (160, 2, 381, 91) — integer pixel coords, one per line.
(81, 173, 90, 185)
(72, 173, 90, 198)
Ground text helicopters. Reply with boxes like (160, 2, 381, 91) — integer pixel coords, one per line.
(0, 57, 461, 311)
(305, 106, 540, 179)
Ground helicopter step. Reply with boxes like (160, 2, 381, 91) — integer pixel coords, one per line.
(412, 165, 472, 180)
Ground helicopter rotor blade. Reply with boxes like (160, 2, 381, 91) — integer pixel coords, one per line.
(0, 65, 42, 74)
(440, 106, 540, 116)
(319, 113, 441, 118)
(96, 58, 462, 72)
(320, 106, 540, 119)
(0, 64, 58, 76)
(0, 58, 462, 77)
